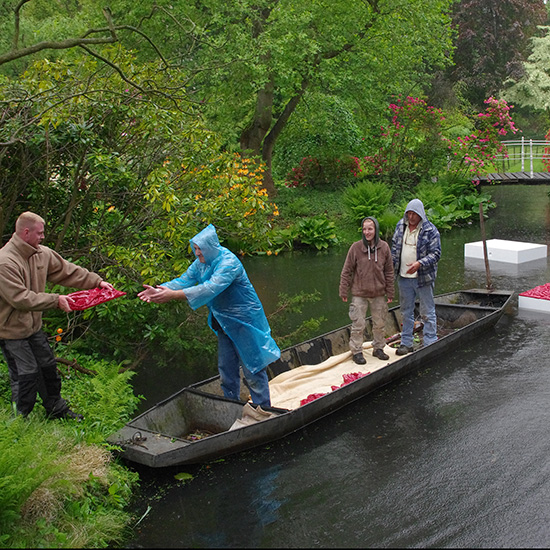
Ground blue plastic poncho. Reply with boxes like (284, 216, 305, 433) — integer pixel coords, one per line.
(161, 224, 281, 374)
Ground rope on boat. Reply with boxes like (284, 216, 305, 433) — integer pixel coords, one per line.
(115, 431, 148, 449)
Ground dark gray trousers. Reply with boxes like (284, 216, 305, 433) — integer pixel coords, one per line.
(0, 330, 68, 417)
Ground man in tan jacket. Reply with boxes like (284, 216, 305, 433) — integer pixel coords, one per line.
(0, 212, 113, 420)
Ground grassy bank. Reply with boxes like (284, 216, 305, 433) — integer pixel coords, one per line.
(0, 355, 142, 548)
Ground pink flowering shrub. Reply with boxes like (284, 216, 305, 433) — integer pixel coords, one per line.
(443, 97, 518, 181)
(363, 95, 518, 187)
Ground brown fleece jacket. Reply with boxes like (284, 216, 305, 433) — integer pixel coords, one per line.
(0, 233, 102, 339)
(339, 239, 394, 301)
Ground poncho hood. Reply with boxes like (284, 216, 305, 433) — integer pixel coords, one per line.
(190, 224, 223, 264)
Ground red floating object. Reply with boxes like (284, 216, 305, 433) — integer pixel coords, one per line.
(519, 283, 550, 301)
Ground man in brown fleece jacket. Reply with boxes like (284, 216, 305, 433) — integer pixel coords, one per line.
(0, 212, 114, 420)
(339, 216, 394, 364)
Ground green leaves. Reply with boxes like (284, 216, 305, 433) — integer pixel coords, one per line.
(174, 472, 194, 482)
(271, 216, 339, 251)
(342, 181, 393, 225)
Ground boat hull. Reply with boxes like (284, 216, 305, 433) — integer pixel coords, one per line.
(108, 289, 514, 468)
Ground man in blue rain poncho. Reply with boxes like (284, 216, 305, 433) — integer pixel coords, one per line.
(137, 224, 280, 408)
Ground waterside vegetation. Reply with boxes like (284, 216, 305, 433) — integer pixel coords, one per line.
(1, 0, 549, 547)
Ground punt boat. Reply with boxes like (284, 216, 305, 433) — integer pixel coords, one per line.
(107, 288, 514, 468)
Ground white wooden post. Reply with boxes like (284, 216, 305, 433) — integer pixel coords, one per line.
(521, 136, 525, 171)
(530, 139, 534, 178)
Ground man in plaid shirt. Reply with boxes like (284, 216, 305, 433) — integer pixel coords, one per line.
(391, 199, 441, 355)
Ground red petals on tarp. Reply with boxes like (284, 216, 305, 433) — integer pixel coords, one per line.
(519, 283, 550, 301)
(342, 372, 368, 384)
(299, 372, 370, 406)
(67, 287, 126, 311)
(300, 393, 328, 406)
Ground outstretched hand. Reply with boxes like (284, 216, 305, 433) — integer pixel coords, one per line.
(138, 284, 180, 304)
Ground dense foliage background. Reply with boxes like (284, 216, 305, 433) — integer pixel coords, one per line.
(1, 1, 550, 546)
(1, 0, 545, 367)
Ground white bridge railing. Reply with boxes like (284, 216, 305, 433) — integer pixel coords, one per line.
(495, 137, 550, 177)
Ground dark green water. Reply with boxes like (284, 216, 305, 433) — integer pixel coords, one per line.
(127, 185, 550, 548)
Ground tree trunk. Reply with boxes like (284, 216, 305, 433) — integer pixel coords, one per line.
(240, 77, 308, 198)
(240, 76, 276, 195)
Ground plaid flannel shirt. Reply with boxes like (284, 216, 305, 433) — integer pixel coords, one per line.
(391, 219, 441, 287)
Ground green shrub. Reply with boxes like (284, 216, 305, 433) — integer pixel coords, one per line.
(285, 155, 361, 189)
(414, 181, 454, 210)
(377, 209, 403, 241)
(272, 216, 339, 251)
(403, 179, 496, 231)
(342, 180, 394, 225)
(272, 92, 365, 180)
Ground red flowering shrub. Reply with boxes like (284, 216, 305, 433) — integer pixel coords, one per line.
(285, 155, 361, 188)
(543, 128, 550, 172)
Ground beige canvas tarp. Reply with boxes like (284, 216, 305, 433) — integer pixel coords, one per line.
(269, 341, 397, 410)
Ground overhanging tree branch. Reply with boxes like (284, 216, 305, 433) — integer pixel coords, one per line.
(1, 3, 170, 68)
(0, 35, 119, 66)
(2, 6, 119, 66)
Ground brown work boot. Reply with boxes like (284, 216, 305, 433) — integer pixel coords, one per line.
(373, 348, 389, 361)
(395, 345, 413, 356)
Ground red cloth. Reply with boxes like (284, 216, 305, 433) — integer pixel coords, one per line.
(67, 287, 126, 311)
(519, 283, 550, 301)
(342, 372, 368, 384)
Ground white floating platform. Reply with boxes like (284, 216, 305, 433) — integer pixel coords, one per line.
(519, 284, 550, 313)
(464, 239, 547, 264)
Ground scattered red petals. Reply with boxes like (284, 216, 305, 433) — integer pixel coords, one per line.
(300, 372, 370, 406)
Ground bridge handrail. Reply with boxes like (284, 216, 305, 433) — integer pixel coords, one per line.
(493, 137, 549, 175)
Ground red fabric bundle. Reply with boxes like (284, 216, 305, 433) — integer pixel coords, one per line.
(66, 287, 126, 311)
(300, 372, 371, 406)
(342, 372, 368, 384)
(331, 372, 369, 391)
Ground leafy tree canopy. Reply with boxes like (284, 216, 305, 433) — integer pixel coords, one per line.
(448, 0, 547, 108)
(502, 25, 550, 112)
(162, 0, 455, 192)
(1, 0, 456, 194)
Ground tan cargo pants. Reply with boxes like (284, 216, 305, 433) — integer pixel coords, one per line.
(348, 295, 387, 354)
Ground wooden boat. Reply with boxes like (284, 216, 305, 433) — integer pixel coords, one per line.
(107, 289, 514, 468)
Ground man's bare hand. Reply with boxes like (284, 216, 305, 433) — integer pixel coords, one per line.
(58, 295, 74, 312)
(99, 281, 115, 291)
(138, 284, 184, 304)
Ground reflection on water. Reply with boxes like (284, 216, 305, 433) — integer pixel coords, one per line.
(127, 186, 550, 548)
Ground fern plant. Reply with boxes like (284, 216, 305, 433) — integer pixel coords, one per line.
(343, 180, 393, 225)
